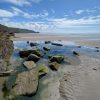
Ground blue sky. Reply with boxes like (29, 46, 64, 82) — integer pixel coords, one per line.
(0, 0, 100, 33)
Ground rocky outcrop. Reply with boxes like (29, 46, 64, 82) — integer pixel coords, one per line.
(0, 32, 14, 73)
(49, 56, 64, 63)
(19, 49, 41, 58)
(12, 68, 38, 96)
(49, 62, 60, 71)
(27, 54, 40, 62)
(23, 61, 36, 70)
(38, 64, 49, 78)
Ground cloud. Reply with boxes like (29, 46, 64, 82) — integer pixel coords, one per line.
(75, 10, 84, 14)
(4, 0, 43, 6)
(46, 15, 100, 29)
(0, 7, 49, 19)
(75, 8, 99, 15)
(0, 15, 100, 33)
(5, 0, 31, 6)
(0, 9, 15, 17)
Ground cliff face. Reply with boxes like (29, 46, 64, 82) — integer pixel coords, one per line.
(0, 32, 14, 72)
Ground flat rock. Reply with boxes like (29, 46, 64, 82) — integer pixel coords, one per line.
(23, 61, 36, 70)
(12, 68, 38, 96)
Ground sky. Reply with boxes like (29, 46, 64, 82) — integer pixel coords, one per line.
(0, 0, 100, 34)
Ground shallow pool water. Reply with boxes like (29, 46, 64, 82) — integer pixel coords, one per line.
(2, 40, 100, 100)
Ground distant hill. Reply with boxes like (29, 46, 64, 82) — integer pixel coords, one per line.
(0, 24, 39, 33)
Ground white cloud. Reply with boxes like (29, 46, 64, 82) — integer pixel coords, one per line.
(5, 0, 31, 6)
(75, 8, 99, 15)
(75, 10, 84, 14)
(0, 7, 49, 19)
(0, 9, 15, 17)
(4, 0, 43, 6)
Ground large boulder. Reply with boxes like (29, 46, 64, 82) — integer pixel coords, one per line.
(49, 62, 60, 71)
(27, 54, 40, 62)
(19, 49, 41, 58)
(23, 61, 36, 70)
(12, 68, 38, 96)
(49, 55, 64, 63)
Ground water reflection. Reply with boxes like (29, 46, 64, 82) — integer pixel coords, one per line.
(0, 33, 14, 72)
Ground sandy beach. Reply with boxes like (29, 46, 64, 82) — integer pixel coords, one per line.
(13, 33, 100, 47)
(11, 33, 100, 100)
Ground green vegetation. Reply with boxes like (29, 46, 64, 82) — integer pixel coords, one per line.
(0, 24, 38, 33)
(49, 55, 64, 63)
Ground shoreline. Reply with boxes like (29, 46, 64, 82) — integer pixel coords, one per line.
(12, 33, 100, 47)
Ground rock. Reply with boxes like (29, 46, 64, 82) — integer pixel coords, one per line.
(12, 68, 38, 96)
(73, 51, 79, 56)
(43, 46, 50, 51)
(49, 55, 64, 63)
(38, 64, 49, 78)
(51, 43, 63, 46)
(23, 61, 36, 70)
(95, 47, 99, 49)
(27, 41, 29, 44)
(30, 42, 38, 46)
(77, 45, 81, 48)
(45, 41, 51, 44)
(27, 54, 40, 62)
(49, 62, 60, 71)
(96, 49, 99, 52)
(0, 70, 13, 76)
(19, 49, 41, 58)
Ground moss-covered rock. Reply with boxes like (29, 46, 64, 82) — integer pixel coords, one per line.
(44, 41, 51, 44)
(43, 46, 50, 51)
(49, 62, 60, 71)
(19, 49, 41, 58)
(27, 54, 40, 62)
(30, 42, 39, 46)
(49, 55, 64, 63)
(38, 64, 49, 78)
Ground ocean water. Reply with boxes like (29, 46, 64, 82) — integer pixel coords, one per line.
(39, 33, 100, 39)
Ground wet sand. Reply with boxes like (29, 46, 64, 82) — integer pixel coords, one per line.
(13, 33, 100, 47)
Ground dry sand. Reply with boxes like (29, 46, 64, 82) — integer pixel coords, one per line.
(12, 33, 100, 100)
